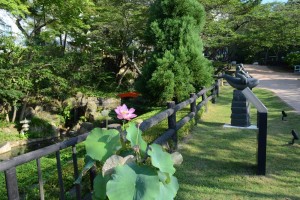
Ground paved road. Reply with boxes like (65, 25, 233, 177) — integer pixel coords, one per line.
(244, 64, 300, 113)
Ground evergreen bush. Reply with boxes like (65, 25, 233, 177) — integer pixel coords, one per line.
(136, 0, 213, 104)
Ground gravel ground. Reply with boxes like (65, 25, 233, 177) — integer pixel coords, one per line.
(244, 64, 300, 113)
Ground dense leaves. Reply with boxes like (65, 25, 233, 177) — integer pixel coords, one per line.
(136, 0, 213, 104)
(1, 0, 298, 123)
(201, 0, 300, 64)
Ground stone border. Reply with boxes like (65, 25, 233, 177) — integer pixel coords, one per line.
(0, 136, 57, 154)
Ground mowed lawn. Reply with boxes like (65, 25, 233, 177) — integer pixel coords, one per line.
(175, 86, 300, 200)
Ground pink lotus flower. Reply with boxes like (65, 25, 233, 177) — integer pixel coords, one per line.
(114, 104, 137, 121)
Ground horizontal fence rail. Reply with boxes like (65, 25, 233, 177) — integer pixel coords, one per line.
(0, 80, 220, 200)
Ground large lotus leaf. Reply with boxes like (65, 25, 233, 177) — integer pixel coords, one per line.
(148, 144, 176, 175)
(157, 171, 169, 183)
(106, 164, 160, 200)
(125, 122, 147, 156)
(93, 174, 110, 200)
(84, 128, 121, 162)
(156, 176, 179, 200)
(74, 156, 95, 184)
(128, 163, 158, 176)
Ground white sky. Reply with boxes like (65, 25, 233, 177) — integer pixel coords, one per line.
(262, 0, 287, 3)
(0, 9, 21, 34)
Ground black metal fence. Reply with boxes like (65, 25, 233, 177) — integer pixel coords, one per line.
(0, 80, 220, 200)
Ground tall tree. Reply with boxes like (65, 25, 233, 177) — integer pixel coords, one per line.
(201, 0, 262, 61)
(87, 0, 151, 86)
(136, 0, 213, 104)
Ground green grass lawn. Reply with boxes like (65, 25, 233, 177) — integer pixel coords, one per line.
(175, 86, 300, 200)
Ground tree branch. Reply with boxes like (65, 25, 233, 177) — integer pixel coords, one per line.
(16, 18, 29, 39)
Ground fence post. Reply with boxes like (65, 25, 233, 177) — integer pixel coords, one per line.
(257, 110, 260, 128)
(56, 151, 65, 200)
(190, 93, 197, 124)
(201, 88, 208, 112)
(167, 101, 177, 149)
(72, 146, 81, 200)
(216, 79, 220, 97)
(36, 158, 45, 200)
(211, 84, 216, 104)
(190, 93, 196, 113)
(257, 112, 267, 175)
(5, 167, 19, 200)
(89, 166, 97, 190)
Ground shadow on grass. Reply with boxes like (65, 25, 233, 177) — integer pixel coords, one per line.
(175, 86, 300, 200)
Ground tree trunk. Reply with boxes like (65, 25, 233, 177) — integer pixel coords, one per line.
(19, 101, 27, 121)
(5, 112, 10, 122)
(12, 105, 17, 123)
(63, 32, 68, 54)
(264, 49, 269, 65)
(4, 104, 10, 122)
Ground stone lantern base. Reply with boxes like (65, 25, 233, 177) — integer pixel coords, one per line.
(231, 90, 251, 127)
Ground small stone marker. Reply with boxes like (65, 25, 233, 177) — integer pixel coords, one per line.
(20, 118, 31, 136)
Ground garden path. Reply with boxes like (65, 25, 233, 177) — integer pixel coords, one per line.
(245, 64, 300, 113)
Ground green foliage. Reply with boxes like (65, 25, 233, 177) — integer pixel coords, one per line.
(202, 1, 300, 63)
(148, 143, 175, 175)
(93, 173, 110, 200)
(27, 117, 55, 138)
(84, 128, 121, 162)
(125, 123, 148, 156)
(106, 164, 159, 200)
(136, 0, 213, 104)
(0, 37, 32, 106)
(285, 51, 300, 66)
(80, 121, 181, 200)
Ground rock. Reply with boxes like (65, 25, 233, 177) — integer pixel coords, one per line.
(35, 106, 43, 113)
(44, 99, 62, 112)
(88, 97, 99, 106)
(171, 152, 183, 165)
(72, 123, 81, 133)
(85, 101, 98, 122)
(77, 122, 94, 135)
(25, 107, 35, 118)
(100, 98, 121, 109)
(86, 101, 98, 114)
(63, 97, 77, 108)
(75, 92, 84, 99)
(88, 112, 100, 122)
(0, 142, 11, 154)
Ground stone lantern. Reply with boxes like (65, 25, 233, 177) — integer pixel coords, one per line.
(20, 118, 31, 136)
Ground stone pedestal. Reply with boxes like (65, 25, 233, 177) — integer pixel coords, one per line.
(231, 90, 250, 127)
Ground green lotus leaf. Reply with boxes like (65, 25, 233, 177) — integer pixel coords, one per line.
(128, 163, 158, 176)
(157, 171, 169, 183)
(84, 128, 121, 162)
(106, 164, 160, 200)
(148, 144, 176, 175)
(125, 122, 148, 156)
(92, 174, 110, 200)
(156, 176, 179, 200)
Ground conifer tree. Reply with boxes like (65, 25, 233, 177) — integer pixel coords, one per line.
(136, 0, 213, 104)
